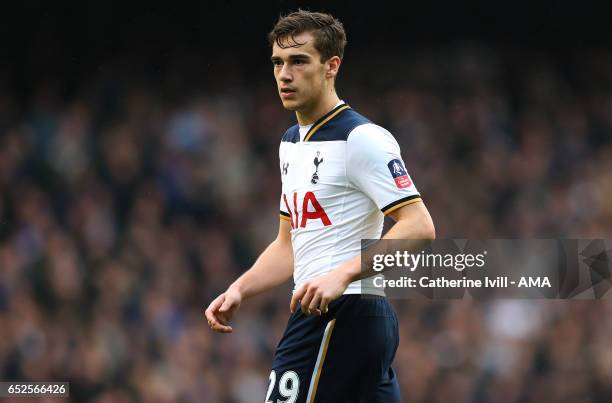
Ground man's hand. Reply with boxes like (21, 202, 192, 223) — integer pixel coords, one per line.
(205, 287, 242, 333)
(290, 269, 352, 315)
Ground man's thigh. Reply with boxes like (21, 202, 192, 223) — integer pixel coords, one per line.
(266, 296, 400, 403)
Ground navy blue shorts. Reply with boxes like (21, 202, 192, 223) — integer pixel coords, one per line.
(266, 295, 402, 403)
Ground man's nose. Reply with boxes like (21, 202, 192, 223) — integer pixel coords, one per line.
(278, 64, 292, 82)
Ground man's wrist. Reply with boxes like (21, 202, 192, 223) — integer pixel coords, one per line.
(336, 264, 358, 286)
(228, 280, 246, 298)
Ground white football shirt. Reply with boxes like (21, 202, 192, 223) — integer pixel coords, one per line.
(279, 102, 421, 295)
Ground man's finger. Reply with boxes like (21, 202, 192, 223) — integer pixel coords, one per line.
(308, 294, 322, 315)
(216, 312, 229, 326)
(205, 295, 228, 329)
(207, 310, 232, 333)
(211, 322, 233, 333)
(219, 297, 234, 313)
(290, 285, 307, 313)
(206, 295, 225, 315)
(204, 304, 219, 324)
(300, 288, 316, 314)
(320, 298, 331, 315)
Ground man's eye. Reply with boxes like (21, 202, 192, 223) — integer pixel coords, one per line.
(294, 59, 305, 65)
(272, 60, 283, 67)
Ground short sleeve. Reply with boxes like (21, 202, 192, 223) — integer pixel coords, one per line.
(346, 124, 421, 215)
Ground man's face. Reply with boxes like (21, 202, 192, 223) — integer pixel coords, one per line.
(271, 32, 329, 112)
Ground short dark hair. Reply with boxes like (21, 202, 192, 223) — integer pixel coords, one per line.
(269, 10, 347, 62)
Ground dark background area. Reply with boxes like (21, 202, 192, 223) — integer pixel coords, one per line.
(1, 2, 610, 101)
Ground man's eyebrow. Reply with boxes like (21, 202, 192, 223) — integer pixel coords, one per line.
(270, 53, 312, 62)
(288, 54, 311, 60)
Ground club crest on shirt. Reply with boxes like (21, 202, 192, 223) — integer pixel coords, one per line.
(387, 159, 412, 188)
(311, 151, 323, 184)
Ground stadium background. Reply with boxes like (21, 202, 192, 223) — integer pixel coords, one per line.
(0, 2, 611, 402)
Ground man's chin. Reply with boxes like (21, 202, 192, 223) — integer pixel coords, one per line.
(280, 99, 300, 111)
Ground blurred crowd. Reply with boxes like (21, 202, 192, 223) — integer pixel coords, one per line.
(0, 46, 611, 402)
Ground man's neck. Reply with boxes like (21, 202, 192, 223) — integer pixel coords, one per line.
(296, 93, 341, 126)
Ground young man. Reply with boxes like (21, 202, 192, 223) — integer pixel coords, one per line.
(205, 10, 435, 402)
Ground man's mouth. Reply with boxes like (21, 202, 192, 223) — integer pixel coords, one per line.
(281, 88, 295, 98)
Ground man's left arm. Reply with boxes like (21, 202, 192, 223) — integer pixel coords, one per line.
(290, 200, 435, 315)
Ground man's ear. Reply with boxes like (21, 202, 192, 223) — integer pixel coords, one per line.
(326, 56, 342, 79)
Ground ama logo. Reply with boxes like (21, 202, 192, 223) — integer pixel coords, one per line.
(387, 159, 412, 189)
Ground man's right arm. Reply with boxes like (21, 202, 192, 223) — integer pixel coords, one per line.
(205, 219, 293, 333)
(230, 218, 294, 298)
